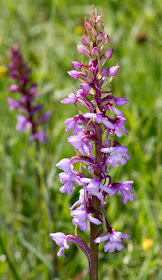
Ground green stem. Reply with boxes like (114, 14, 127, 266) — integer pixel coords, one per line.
(90, 122, 102, 280)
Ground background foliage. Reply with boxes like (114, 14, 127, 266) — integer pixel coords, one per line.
(0, 0, 161, 279)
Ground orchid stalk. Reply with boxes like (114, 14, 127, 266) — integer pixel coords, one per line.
(8, 45, 51, 143)
(50, 7, 133, 279)
(8, 45, 59, 277)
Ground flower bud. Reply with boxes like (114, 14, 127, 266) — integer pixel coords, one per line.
(77, 45, 86, 54)
(81, 36, 90, 47)
(80, 83, 91, 92)
(91, 27, 98, 42)
(89, 13, 96, 26)
(101, 68, 110, 77)
(92, 47, 100, 57)
(104, 48, 113, 59)
(9, 63, 14, 69)
(29, 83, 38, 95)
(39, 111, 51, 122)
(109, 66, 120, 76)
(30, 105, 43, 116)
(84, 22, 92, 34)
(89, 59, 95, 72)
(114, 97, 129, 106)
(19, 76, 28, 86)
(31, 130, 47, 143)
(10, 71, 17, 78)
(104, 34, 109, 44)
(96, 20, 103, 32)
(7, 97, 20, 111)
(9, 85, 19, 92)
(71, 61, 82, 70)
(68, 70, 80, 80)
(96, 32, 104, 42)
(16, 115, 29, 131)
(76, 89, 87, 97)
(10, 45, 21, 59)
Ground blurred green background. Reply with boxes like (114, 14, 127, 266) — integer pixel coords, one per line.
(0, 0, 161, 279)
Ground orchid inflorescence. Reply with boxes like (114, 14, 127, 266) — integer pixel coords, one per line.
(50, 7, 133, 274)
(8, 45, 51, 142)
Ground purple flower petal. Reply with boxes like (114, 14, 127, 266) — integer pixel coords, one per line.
(29, 83, 38, 95)
(31, 130, 47, 143)
(94, 230, 131, 253)
(70, 189, 85, 210)
(87, 215, 102, 225)
(16, 115, 31, 131)
(50, 233, 92, 275)
(113, 116, 128, 137)
(39, 111, 51, 122)
(101, 146, 131, 167)
(7, 97, 20, 111)
(59, 172, 75, 196)
(50, 232, 69, 258)
(111, 181, 134, 204)
(61, 93, 77, 104)
(71, 208, 101, 232)
(30, 105, 43, 116)
(56, 158, 71, 172)
(114, 97, 129, 106)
